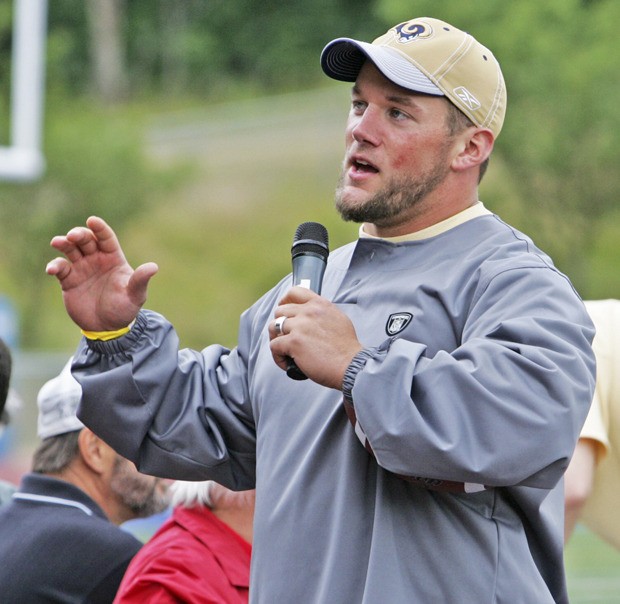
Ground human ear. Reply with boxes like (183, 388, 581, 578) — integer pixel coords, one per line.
(77, 428, 110, 474)
(451, 128, 494, 173)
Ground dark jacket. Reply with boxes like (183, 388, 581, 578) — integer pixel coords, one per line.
(0, 473, 142, 603)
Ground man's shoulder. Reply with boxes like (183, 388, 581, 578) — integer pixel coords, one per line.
(4, 475, 142, 556)
(0, 490, 142, 595)
(61, 509, 143, 553)
(456, 214, 560, 273)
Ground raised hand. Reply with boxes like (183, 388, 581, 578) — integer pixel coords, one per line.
(46, 216, 159, 331)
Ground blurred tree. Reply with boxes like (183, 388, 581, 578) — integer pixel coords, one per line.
(157, 0, 192, 96)
(43, 0, 382, 101)
(85, 0, 128, 103)
(0, 1, 12, 140)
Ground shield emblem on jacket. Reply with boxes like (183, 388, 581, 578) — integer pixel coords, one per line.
(386, 312, 413, 336)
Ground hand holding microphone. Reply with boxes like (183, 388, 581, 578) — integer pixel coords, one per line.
(270, 222, 363, 388)
(285, 222, 329, 380)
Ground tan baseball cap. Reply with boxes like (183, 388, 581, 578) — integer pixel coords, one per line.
(321, 17, 506, 138)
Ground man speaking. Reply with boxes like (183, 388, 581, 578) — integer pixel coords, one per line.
(47, 16, 595, 603)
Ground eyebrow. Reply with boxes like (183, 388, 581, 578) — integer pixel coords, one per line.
(351, 84, 419, 107)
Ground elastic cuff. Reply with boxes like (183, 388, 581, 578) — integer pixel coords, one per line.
(342, 348, 375, 408)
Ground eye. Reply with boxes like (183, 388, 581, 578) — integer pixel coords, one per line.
(351, 99, 366, 114)
(388, 107, 409, 120)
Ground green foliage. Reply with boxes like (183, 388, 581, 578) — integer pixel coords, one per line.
(39, 0, 384, 100)
(0, 1, 12, 141)
(116, 88, 356, 350)
(2, 1, 620, 350)
(44, 0, 89, 97)
(124, 205, 356, 352)
(0, 98, 183, 347)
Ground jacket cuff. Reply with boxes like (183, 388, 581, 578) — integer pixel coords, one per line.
(83, 311, 148, 354)
(342, 348, 375, 408)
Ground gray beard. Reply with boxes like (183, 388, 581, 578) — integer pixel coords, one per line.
(111, 456, 169, 518)
(335, 162, 450, 227)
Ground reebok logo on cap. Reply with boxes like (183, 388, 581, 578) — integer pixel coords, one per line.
(454, 86, 481, 111)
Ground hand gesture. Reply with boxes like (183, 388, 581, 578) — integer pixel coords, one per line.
(46, 216, 159, 331)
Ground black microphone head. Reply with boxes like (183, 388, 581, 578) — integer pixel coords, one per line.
(291, 222, 329, 261)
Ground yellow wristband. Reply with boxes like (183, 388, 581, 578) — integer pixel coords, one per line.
(81, 324, 132, 341)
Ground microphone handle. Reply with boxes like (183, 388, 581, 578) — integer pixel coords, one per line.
(286, 359, 307, 381)
(286, 259, 326, 380)
(291, 253, 326, 294)
(285, 274, 312, 380)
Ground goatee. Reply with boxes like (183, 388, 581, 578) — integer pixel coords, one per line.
(335, 163, 449, 226)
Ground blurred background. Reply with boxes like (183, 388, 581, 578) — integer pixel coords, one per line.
(0, 1, 618, 599)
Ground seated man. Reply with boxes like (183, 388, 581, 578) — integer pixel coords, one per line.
(116, 480, 254, 603)
(564, 299, 620, 550)
(0, 358, 170, 602)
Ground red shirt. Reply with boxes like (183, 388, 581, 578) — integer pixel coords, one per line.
(114, 505, 251, 603)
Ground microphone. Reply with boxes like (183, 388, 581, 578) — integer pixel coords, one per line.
(286, 221, 329, 380)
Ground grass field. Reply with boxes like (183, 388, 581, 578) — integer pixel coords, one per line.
(565, 526, 620, 603)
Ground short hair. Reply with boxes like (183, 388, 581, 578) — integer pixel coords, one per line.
(32, 430, 81, 474)
(0, 338, 12, 421)
(169, 480, 214, 508)
(445, 99, 490, 183)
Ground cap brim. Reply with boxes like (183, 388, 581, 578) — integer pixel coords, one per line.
(321, 38, 444, 96)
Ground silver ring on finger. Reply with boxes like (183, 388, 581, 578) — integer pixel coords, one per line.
(274, 315, 287, 337)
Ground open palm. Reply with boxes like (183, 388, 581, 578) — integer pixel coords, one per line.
(47, 216, 158, 331)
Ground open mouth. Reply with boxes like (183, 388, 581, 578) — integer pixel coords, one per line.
(352, 159, 379, 174)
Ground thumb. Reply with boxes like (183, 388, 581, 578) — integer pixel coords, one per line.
(127, 262, 159, 305)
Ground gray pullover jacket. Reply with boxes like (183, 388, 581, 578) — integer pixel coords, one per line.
(74, 213, 595, 603)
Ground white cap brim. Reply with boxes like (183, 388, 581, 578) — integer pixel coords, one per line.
(321, 38, 444, 96)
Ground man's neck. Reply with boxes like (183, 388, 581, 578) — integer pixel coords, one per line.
(211, 506, 253, 544)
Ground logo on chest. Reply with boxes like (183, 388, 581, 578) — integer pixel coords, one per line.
(385, 312, 413, 336)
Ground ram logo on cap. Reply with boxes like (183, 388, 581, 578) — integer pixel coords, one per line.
(394, 21, 433, 43)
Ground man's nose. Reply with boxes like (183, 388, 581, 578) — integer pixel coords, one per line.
(350, 107, 381, 146)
